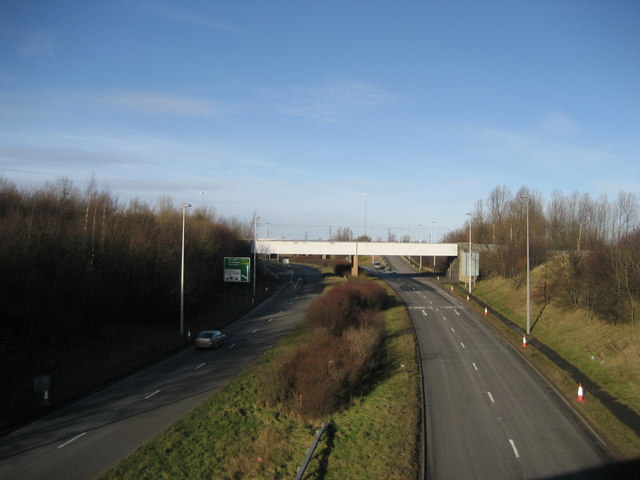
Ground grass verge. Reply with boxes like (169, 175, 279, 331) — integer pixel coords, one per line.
(99, 270, 420, 480)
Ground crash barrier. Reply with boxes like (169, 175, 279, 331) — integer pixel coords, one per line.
(294, 422, 332, 480)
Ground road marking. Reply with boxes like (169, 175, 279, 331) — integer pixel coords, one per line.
(487, 391, 495, 403)
(268, 318, 273, 322)
(145, 389, 161, 399)
(460, 342, 466, 349)
(421, 310, 427, 317)
(472, 362, 478, 371)
(251, 329, 258, 334)
(443, 316, 447, 321)
(454, 310, 460, 316)
(509, 439, 520, 458)
(58, 432, 87, 449)
(451, 327, 455, 333)
(195, 362, 206, 370)
(229, 343, 237, 349)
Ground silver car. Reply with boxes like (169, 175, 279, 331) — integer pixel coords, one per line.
(194, 330, 226, 349)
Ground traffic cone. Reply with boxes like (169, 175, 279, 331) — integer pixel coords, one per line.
(43, 389, 50, 406)
(576, 383, 585, 402)
(484, 306, 488, 316)
(522, 335, 528, 347)
(187, 330, 192, 340)
(437, 276, 440, 281)
(450, 286, 454, 292)
(466, 295, 470, 302)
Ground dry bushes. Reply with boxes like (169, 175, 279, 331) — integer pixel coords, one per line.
(267, 280, 387, 418)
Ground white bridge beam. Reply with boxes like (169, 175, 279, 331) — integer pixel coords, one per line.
(253, 240, 458, 257)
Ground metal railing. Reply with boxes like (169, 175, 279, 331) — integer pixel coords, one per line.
(294, 422, 332, 480)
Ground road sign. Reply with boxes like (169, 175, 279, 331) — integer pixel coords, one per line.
(224, 257, 251, 283)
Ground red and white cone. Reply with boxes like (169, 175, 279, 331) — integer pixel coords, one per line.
(522, 335, 528, 347)
(43, 389, 50, 406)
(437, 276, 440, 281)
(484, 306, 488, 316)
(576, 383, 585, 402)
(450, 286, 454, 292)
(466, 295, 470, 302)
(187, 330, 192, 340)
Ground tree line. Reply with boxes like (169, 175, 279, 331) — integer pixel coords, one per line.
(443, 185, 640, 326)
(0, 177, 251, 417)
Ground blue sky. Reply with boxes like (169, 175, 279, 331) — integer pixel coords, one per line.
(1, 1, 638, 241)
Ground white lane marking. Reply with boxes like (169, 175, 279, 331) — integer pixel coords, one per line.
(268, 318, 273, 322)
(460, 342, 466, 349)
(451, 327, 455, 333)
(454, 310, 460, 316)
(487, 391, 495, 404)
(195, 362, 206, 370)
(472, 362, 478, 371)
(421, 310, 428, 317)
(58, 432, 87, 449)
(509, 439, 520, 458)
(251, 329, 258, 334)
(228, 343, 237, 349)
(145, 389, 161, 399)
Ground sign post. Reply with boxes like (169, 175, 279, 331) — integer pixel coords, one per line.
(224, 257, 251, 283)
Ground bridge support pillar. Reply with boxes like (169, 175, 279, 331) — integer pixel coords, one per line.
(351, 255, 359, 276)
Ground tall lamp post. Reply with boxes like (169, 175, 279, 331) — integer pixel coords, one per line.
(521, 195, 531, 335)
(362, 193, 368, 240)
(180, 203, 192, 336)
(432, 221, 436, 267)
(466, 212, 472, 294)
(253, 214, 259, 302)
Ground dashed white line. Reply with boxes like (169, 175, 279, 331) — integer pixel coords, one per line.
(472, 362, 478, 371)
(451, 327, 455, 333)
(509, 439, 520, 458)
(443, 316, 448, 321)
(460, 342, 466, 349)
(228, 343, 237, 349)
(195, 362, 206, 370)
(268, 318, 273, 322)
(251, 329, 258, 334)
(421, 310, 428, 317)
(58, 432, 87, 449)
(145, 389, 161, 400)
(454, 310, 460, 316)
(487, 391, 495, 404)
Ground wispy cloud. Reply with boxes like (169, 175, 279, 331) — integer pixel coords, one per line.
(98, 91, 222, 117)
(140, 5, 248, 35)
(273, 78, 401, 122)
(18, 30, 56, 59)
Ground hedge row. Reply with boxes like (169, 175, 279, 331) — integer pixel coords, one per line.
(264, 280, 387, 418)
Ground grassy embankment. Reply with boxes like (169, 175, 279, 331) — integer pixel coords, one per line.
(455, 268, 640, 460)
(100, 267, 420, 480)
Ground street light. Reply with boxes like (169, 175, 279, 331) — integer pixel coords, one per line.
(432, 221, 437, 267)
(418, 224, 423, 270)
(362, 193, 368, 240)
(253, 214, 260, 302)
(180, 203, 192, 336)
(521, 195, 531, 335)
(466, 212, 472, 294)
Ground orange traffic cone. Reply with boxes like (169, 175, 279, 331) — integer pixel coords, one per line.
(43, 389, 50, 406)
(484, 306, 488, 316)
(450, 286, 454, 292)
(576, 383, 585, 402)
(522, 335, 528, 347)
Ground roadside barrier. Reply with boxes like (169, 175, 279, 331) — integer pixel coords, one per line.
(295, 422, 332, 480)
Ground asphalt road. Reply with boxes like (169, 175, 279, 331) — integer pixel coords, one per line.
(0, 264, 323, 480)
(380, 256, 619, 480)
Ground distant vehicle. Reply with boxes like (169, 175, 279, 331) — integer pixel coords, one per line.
(373, 262, 383, 270)
(194, 330, 226, 349)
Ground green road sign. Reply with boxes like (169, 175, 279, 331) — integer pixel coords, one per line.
(224, 257, 251, 283)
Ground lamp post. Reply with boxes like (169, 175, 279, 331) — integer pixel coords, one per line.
(253, 214, 259, 302)
(466, 212, 472, 294)
(362, 193, 368, 240)
(432, 221, 436, 267)
(180, 203, 192, 336)
(521, 195, 531, 335)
